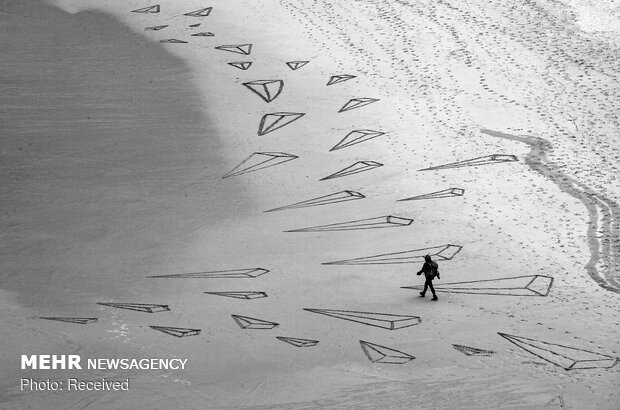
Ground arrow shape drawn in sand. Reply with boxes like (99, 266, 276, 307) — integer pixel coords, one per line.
(398, 187, 465, 201)
(330, 129, 385, 151)
(145, 25, 168, 31)
(97, 303, 170, 313)
(286, 60, 309, 70)
(265, 190, 365, 212)
(215, 44, 252, 55)
(498, 333, 619, 370)
(324, 244, 462, 265)
(148, 268, 269, 279)
(150, 326, 201, 337)
(160, 39, 188, 44)
(286, 215, 412, 232)
(257, 112, 305, 135)
(327, 74, 357, 86)
(320, 161, 383, 180)
(204, 291, 267, 300)
(232, 315, 279, 329)
(189, 23, 201, 28)
(39, 317, 98, 325)
(360, 340, 415, 364)
(338, 97, 379, 113)
(452, 344, 495, 356)
(304, 309, 421, 330)
(276, 336, 319, 347)
(132, 5, 160, 13)
(242, 80, 284, 103)
(402, 275, 554, 296)
(184, 7, 212, 17)
(221, 152, 298, 178)
(419, 154, 518, 171)
(228, 61, 252, 70)
(191, 32, 214, 37)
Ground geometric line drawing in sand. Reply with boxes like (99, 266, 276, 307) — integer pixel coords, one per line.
(215, 44, 252, 55)
(304, 309, 421, 330)
(132, 5, 160, 13)
(338, 97, 379, 113)
(286, 60, 309, 70)
(265, 190, 365, 212)
(97, 303, 171, 313)
(189, 23, 201, 28)
(276, 336, 319, 347)
(191, 32, 214, 37)
(232, 315, 279, 329)
(242, 80, 284, 103)
(286, 215, 413, 232)
(319, 161, 383, 181)
(145, 25, 168, 31)
(402, 275, 553, 296)
(544, 395, 566, 409)
(498, 333, 619, 370)
(360, 340, 415, 364)
(481, 129, 620, 295)
(398, 187, 465, 202)
(419, 154, 518, 171)
(452, 344, 495, 356)
(184, 7, 212, 17)
(204, 291, 267, 300)
(324, 244, 463, 265)
(330, 129, 385, 151)
(228, 61, 252, 70)
(257, 112, 305, 135)
(222, 152, 298, 179)
(327, 74, 357, 86)
(148, 268, 269, 279)
(39, 317, 98, 325)
(150, 326, 201, 337)
(160, 39, 188, 44)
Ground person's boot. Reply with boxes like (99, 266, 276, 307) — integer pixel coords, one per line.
(431, 295, 438, 301)
(419, 292, 425, 297)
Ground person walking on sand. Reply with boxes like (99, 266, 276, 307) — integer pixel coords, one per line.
(417, 254, 440, 301)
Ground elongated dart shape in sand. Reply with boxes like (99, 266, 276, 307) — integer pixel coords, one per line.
(148, 268, 269, 279)
(39, 317, 98, 324)
(324, 244, 462, 265)
(145, 25, 168, 31)
(338, 97, 379, 113)
(97, 303, 170, 313)
(330, 129, 385, 151)
(327, 74, 356, 86)
(215, 44, 252, 55)
(150, 326, 201, 337)
(286, 215, 412, 232)
(402, 275, 554, 296)
(419, 154, 518, 171)
(242, 80, 284, 103)
(286, 60, 309, 70)
(320, 161, 383, 181)
(232, 315, 279, 329)
(276, 337, 319, 347)
(204, 291, 267, 300)
(228, 61, 252, 70)
(265, 190, 365, 212)
(398, 187, 465, 201)
(360, 341, 415, 364)
(257, 112, 305, 135)
(304, 309, 421, 330)
(222, 152, 298, 178)
(184, 7, 212, 17)
(132, 5, 160, 13)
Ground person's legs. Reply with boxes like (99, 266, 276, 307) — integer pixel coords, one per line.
(420, 280, 429, 296)
(428, 280, 438, 300)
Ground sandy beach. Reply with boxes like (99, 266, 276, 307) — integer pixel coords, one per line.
(1, 0, 619, 408)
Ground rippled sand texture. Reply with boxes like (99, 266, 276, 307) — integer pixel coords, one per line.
(280, 0, 620, 291)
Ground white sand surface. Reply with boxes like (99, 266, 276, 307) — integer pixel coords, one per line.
(2, 0, 619, 408)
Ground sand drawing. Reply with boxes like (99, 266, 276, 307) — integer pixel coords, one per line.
(242, 80, 284, 103)
(232, 315, 279, 329)
(257, 112, 305, 135)
(320, 161, 383, 181)
(544, 395, 566, 409)
(286, 215, 412, 232)
(222, 152, 298, 178)
(191, 32, 214, 37)
(228, 61, 252, 70)
(150, 326, 201, 337)
(39, 317, 97, 325)
(204, 291, 267, 300)
(286, 61, 309, 70)
(402, 275, 554, 297)
(97, 303, 170, 313)
(276, 337, 319, 347)
(398, 188, 465, 201)
(160, 39, 188, 44)
(215, 44, 252, 55)
(148, 268, 269, 279)
(360, 340, 415, 364)
(327, 74, 357, 86)
(131, 5, 160, 13)
(184, 7, 212, 17)
(338, 97, 379, 113)
(324, 244, 462, 265)
(419, 154, 518, 171)
(304, 309, 421, 330)
(452, 344, 495, 356)
(189, 23, 201, 27)
(330, 129, 385, 151)
(498, 333, 619, 370)
(145, 25, 168, 31)
(265, 190, 365, 212)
